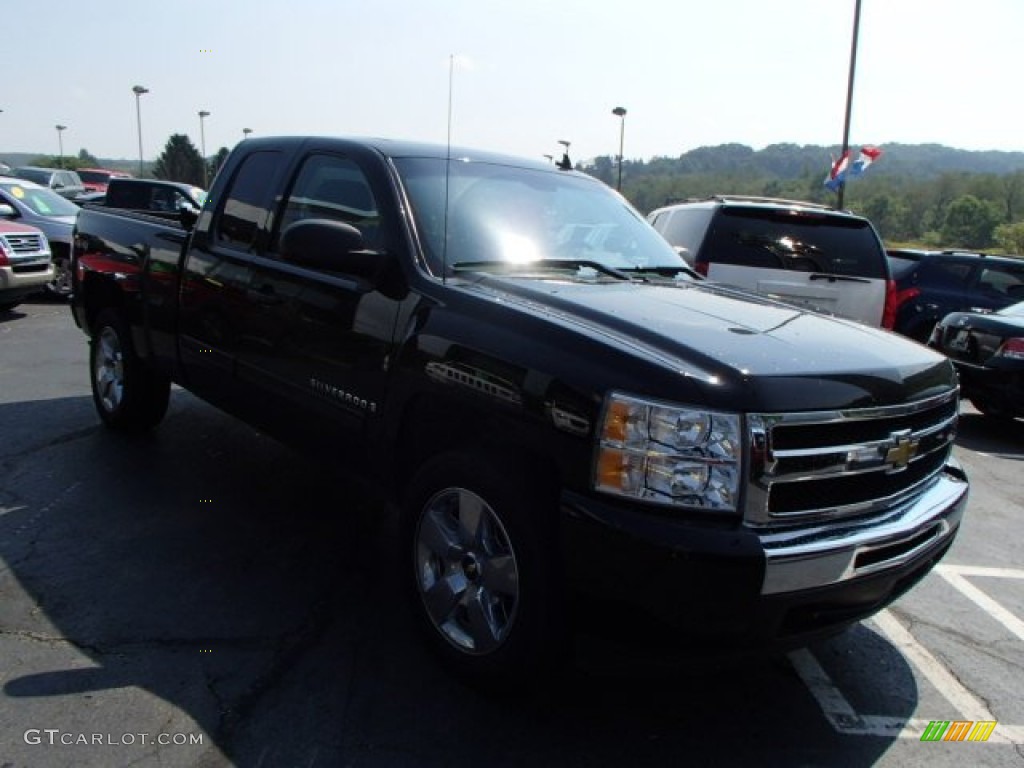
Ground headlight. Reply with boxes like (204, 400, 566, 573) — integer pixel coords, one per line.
(595, 392, 742, 512)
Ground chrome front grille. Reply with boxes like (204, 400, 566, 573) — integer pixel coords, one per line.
(2, 233, 46, 254)
(745, 390, 959, 527)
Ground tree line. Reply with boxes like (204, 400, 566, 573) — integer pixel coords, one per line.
(585, 143, 1024, 254)
(28, 134, 230, 190)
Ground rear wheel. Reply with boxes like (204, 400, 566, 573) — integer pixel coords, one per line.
(970, 396, 1011, 420)
(90, 309, 170, 433)
(403, 452, 565, 689)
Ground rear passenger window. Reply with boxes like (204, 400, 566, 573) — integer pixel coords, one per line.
(921, 260, 972, 288)
(275, 154, 381, 252)
(705, 209, 886, 278)
(660, 209, 713, 255)
(217, 151, 284, 250)
(976, 264, 1024, 297)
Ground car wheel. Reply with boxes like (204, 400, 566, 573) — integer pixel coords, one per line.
(47, 255, 72, 298)
(403, 451, 565, 689)
(90, 309, 170, 433)
(970, 396, 1010, 419)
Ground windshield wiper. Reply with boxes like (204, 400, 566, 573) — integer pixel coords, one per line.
(451, 259, 635, 281)
(620, 265, 704, 281)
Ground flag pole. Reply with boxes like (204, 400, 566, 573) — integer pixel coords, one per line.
(836, 0, 862, 210)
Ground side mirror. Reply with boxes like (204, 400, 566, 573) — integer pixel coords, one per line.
(0, 204, 15, 218)
(280, 219, 405, 297)
(280, 219, 368, 270)
(178, 204, 199, 231)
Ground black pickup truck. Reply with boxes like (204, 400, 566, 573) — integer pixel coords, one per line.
(71, 136, 969, 686)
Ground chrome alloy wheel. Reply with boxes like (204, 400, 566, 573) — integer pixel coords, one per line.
(414, 487, 520, 654)
(93, 327, 125, 413)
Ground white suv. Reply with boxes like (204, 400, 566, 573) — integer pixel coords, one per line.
(648, 196, 895, 328)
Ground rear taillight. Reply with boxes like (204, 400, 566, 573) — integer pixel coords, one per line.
(995, 338, 1024, 361)
(881, 279, 897, 329)
(695, 260, 708, 277)
(884, 283, 919, 329)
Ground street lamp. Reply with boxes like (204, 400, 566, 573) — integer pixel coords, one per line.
(132, 85, 149, 177)
(198, 110, 210, 186)
(611, 106, 627, 191)
(55, 125, 67, 168)
(836, 0, 862, 210)
(242, 127, 252, 139)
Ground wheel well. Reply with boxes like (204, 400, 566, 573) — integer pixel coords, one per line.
(390, 394, 561, 505)
(80, 275, 125, 335)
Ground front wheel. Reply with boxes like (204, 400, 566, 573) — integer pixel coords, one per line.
(403, 452, 565, 689)
(90, 309, 170, 433)
(46, 255, 72, 297)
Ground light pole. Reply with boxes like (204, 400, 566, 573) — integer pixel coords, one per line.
(198, 110, 210, 186)
(242, 128, 252, 139)
(612, 106, 627, 191)
(132, 85, 149, 177)
(836, 0, 862, 210)
(55, 125, 67, 168)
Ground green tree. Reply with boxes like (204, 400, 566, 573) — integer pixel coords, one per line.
(77, 148, 99, 166)
(208, 146, 230, 185)
(993, 221, 1024, 255)
(152, 134, 205, 186)
(940, 195, 1002, 249)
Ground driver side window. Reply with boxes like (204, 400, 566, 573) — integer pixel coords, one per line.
(275, 154, 381, 255)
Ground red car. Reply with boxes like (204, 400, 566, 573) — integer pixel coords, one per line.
(76, 168, 133, 194)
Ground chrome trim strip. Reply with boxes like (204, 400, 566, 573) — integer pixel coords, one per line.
(759, 461, 968, 595)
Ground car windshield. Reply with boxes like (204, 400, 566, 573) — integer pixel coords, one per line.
(0, 182, 80, 216)
(393, 157, 688, 277)
(77, 170, 112, 183)
(13, 168, 51, 185)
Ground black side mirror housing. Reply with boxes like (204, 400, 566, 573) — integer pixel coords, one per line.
(279, 219, 406, 298)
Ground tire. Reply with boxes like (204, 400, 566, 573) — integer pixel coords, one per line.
(90, 309, 170, 433)
(970, 396, 1011, 420)
(403, 451, 566, 690)
(46, 255, 72, 298)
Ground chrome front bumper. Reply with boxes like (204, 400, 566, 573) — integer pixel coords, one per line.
(759, 458, 968, 595)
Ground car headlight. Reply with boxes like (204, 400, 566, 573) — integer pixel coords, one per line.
(595, 392, 742, 512)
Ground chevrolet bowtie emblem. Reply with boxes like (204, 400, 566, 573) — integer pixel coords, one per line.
(884, 433, 919, 472)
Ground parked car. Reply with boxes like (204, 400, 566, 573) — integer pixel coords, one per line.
(647, 196, 895, 328)
(97, 178, 206, 215)
(888, 249, 1024, 342)
(70, 135, 968, 688)
(11, 166, 87, 200)
(0, 177, 78, 296)
(928, 300, 1024, 418)
(0, 219, 53, 311)
(76, 167, 133, 194)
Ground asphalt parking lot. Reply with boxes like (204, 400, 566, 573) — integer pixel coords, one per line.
(2, 297, 1023, 767)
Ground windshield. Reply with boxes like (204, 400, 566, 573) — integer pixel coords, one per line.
(77, 170, 112, 184)
(0, 182, 80, 217)
(14, 168, 51, 186)
(393, 157, 687, 276)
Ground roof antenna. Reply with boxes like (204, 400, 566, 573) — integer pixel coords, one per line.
(441, 54, 455, 285)
(556, 139, 572, 170)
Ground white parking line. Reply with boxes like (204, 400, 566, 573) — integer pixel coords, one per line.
(790, 572, 1024, 745)
(935, 565, 1024, 643)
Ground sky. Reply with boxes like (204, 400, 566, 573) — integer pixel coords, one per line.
(3, 0, 1022, 168)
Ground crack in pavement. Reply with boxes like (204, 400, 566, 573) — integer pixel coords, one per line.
(0, 425, 100, 466)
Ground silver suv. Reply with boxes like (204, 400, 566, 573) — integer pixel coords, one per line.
(648, 195, 895, 328)
(0, 220, 53, 311)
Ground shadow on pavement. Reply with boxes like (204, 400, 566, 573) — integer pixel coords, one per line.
(0, 393, 912, 766)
